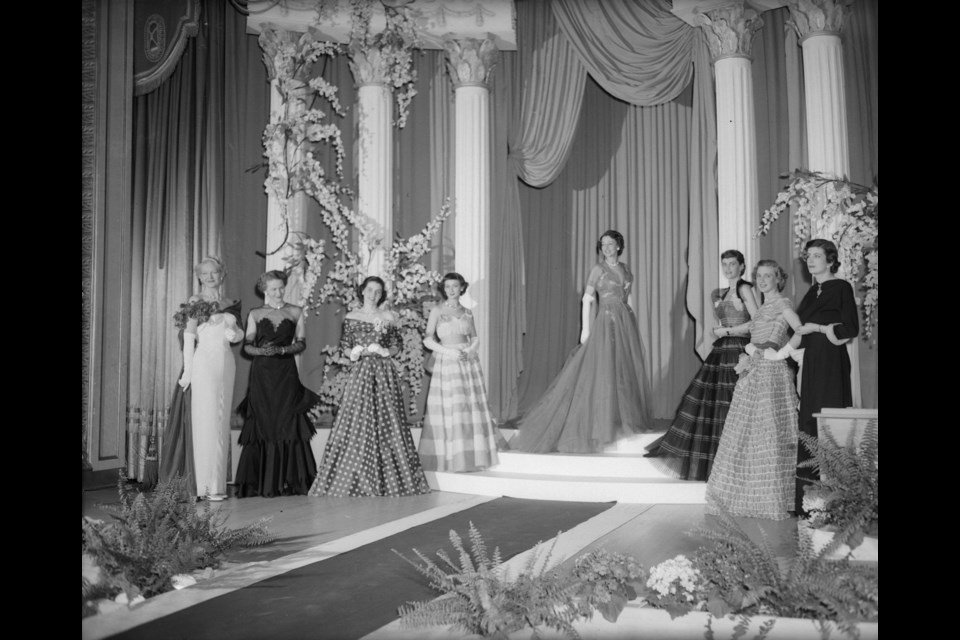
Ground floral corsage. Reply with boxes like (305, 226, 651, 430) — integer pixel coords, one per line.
(173, 300, 220, 329)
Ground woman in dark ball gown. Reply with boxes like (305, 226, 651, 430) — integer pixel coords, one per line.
(234, 270, 318, 497)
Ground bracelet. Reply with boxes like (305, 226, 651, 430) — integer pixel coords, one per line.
(280, 346, 286, 355)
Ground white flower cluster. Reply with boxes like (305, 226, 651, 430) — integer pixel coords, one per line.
(646, 555, 701, 603)
(757, 171, 878, 342)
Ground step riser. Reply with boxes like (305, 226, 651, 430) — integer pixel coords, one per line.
(490, 452, 672, 479)
(425, 472, 707, 504)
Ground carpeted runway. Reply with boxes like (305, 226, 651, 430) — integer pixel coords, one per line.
(111, 497, 615, 640)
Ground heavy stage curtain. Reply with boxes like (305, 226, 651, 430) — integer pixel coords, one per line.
(507, 0, 716, 418)
(126, 0, 268, 481)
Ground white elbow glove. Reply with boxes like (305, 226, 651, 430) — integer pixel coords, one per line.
(744, 343, 758, 357)
(178, 334, 196, 390)
(580, 295, 594, 344)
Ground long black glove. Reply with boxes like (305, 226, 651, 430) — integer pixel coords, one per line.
(244, 342, 279, 357)
(281, 339, 306, 356)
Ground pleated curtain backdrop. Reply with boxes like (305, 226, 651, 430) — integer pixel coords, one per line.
(126, 0, 269, 481)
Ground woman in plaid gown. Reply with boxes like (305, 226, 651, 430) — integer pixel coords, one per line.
(645, 250, 758, 480)
(705, 260, 802, 520)
(418, 273, 506, 472)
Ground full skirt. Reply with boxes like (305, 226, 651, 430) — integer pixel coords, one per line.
(235, 355, 318, 497)
(310, 357, 430, 497)
(513, 301, 653, 453)
(645, 336, 748, 480)
(418, 352, 507, 472)
(705, 357, 799, 520)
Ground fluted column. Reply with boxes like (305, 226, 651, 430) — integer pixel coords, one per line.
(350, 47, 394, 278)
(445, 35, 499, 382)
(696, 3, 763, 285)
(787, 0, 860, 406)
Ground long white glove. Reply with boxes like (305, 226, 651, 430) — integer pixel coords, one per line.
(580, 294, 594, 344)
(178, 333, 196, 390)
(744, 343, 758, 357)
(423, 336, 460, 356)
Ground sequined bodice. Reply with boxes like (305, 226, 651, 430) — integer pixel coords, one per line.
(596, 263, 632, 306)
(748, 297, 792, 348)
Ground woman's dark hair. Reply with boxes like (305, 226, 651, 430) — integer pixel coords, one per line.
(357, 275, 388, 306)
(805, 238, 840, 274)
(721, 249, 750, 302)
(437, 272, 469, 300)
(752, 259, 789, 292)
(720, 249, 746, 273)
(596, 230, 624, 256)
(256, 269, 287, 294)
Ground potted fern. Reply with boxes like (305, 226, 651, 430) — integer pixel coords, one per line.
(798, 420, 878, 561)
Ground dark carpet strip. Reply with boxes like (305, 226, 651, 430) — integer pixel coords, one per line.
(113, 497, 615, 640)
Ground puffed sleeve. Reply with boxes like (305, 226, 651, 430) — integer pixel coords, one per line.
(586, 264, 603, 289)
(832, 280, 860, 340)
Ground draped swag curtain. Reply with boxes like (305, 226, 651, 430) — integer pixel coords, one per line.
(502, 0, 715, 418)
(126, 0, 269, 480)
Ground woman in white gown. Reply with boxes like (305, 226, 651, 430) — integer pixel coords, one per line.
(161, 257, 243, 500)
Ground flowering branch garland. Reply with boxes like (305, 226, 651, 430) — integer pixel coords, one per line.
(259, 9, 447, 419)
(348, 0, 421, 128)
(757, 169, 878, 342)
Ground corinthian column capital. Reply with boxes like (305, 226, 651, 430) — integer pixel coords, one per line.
(786, 0, 852, 40)
(694, 2, 764, 61)
(443, 35, 500, 87)
(348, 44, 392, 86)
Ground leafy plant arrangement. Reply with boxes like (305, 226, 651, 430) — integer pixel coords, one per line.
(81, 473, 272, 617)
(645, 507, 878, 638)
(393, 523, 645, 639)
(799, 419, 878, 549)
(757, 169, 878, 342)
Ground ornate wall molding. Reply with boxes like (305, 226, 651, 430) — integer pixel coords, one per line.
(82, 0, 96, 470)
(133, 0, 201, 95)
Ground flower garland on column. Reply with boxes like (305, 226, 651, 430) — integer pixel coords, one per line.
(258, 10, 448, 419)
(757, 169, 878, 342)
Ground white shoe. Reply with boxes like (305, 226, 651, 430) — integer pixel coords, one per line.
(207, 493, 227, 502)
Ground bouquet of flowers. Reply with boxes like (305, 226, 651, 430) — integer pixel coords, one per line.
(643, 555, 706, 618)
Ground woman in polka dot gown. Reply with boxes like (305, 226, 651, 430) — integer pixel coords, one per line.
(310, 276, 431, 497)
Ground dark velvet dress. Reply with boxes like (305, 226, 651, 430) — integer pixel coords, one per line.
(795, 278, 859, 512)
(234, 314, 319, 497)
